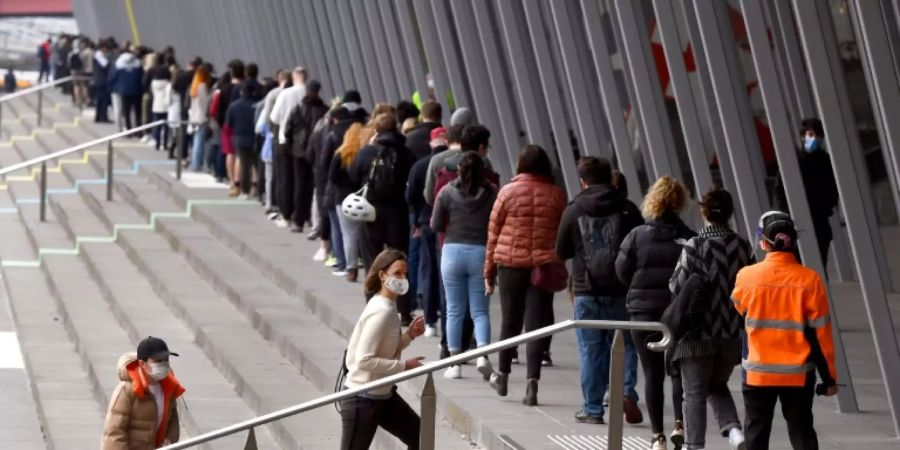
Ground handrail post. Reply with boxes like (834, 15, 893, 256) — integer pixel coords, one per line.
(0, 101, 4, 139)
(420, 373, 436, 450)
(243, 428, 258, 450)
(106, 140, 114, 201)
(175, 123, 183, 180)
(37, 89, 43, 127)
(607, 330, 625, 450)
(39, 162, 47, 222)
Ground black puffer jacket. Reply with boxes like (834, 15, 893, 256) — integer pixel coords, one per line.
(615, 212, 695, 314)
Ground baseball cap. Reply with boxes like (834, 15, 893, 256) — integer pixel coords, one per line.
(430, 126, 447, 141)
(137, 336, 179, 361)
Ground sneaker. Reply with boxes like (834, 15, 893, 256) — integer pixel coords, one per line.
(489, 372, 508, 396)
(603, 391, 610, 407)
(238, 193, 250, 200)
(728, 427, 746, 450)
(423, 325, 438, 338)
(670, 421, 684, 450)
(140, 135, 152, 144)
(443, 365, 462, 379)
(624, 397, 644, 424)
(274, 217, 290, 228)
(266, 211, 280, 221)
(541, 351, 553, 367)
(345, 268, 358, 283)
(651, 434, 667, 450)
(332, 269, 348, 277)
(511, 357, 520, 365)
(228, 185, 240, 197)
(476, 356, 493, 381)
(312, 248, 327, 262)
(574, 410, 604, 425)
(306, 229, 320, 240)
(324, 255, 338, 267)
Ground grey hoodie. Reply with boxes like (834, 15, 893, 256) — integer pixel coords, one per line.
(431, 180, 498, 245)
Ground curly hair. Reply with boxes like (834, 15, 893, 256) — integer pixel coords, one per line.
(641, 176, 687, 220)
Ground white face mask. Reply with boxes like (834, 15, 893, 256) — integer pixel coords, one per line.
(383, 276, 410, 296)
(149, 361, 170, 381)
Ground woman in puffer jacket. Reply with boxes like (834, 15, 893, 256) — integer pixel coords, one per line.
(484, 144, 566, 407)
(616, 176, 695, 450)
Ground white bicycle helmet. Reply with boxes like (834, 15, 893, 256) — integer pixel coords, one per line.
(341, 190, 376, 222)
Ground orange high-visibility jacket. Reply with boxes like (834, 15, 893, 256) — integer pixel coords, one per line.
(731, 251, 836, 387)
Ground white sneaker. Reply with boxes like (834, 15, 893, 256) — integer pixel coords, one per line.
(274, 217, 290, 228)
(332, 269, 348, 277)
(140, 135, 152, 144)
(313, 247, 327, 262)
(670, 421, 684, 450)
(651, 434, 667, 450)
(443, 365, 462, 379)
(238, 194, 250, 200)
(476, 356, 493, 381)
(728, 427, 746, 450)
(423, 325, 437, 338)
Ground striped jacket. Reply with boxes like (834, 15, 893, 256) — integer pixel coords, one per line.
(731, 251, 837, 387)
(669, 225, 753, 361)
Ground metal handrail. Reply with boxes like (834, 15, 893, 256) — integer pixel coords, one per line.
(0, 119, 190, 222)
(160, 319, 671, 450)
(0, 75, 91, 133)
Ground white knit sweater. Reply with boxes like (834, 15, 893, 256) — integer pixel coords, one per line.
(344, 295, 412, 397)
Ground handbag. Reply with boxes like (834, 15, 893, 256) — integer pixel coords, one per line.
(530, 261, 569, 293)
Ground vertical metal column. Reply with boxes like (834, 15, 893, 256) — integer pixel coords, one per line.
(692, 1, 769, 242)
(324, 0, 355, 91)
(430, 0, 473, 110)
(612, 0, 682, 181)
(607, 330, 625, 450)
(494, 0, 552, 152)
(39, 162, 47, 222)
(348, 0, 388, 103)
(0, 101, 3, 139)
(378, 1, 414, 100)
(766, 0, 816, 122)
(470, 0, 527, 180)
(521, 0, 580, 196)
(547, 2, 606, 159)
(848, 0, 900, 215)
(311, 0, 343, 98)
(106, 140, 114, 201)
(447, 1, 514, 179)
(420, 373, 436, 450)
(413, 0, 453, 116)
(579, 0, 640, 204)
(337, 0, 375, 107)
(793, 0, 900, 435)
(175, 125, 183, 181)
(297, 0, 329, 84)
(651, 0, 714, 198)
(37, 89, 43, 127)
(362, 0, 402, 102)
(741, 0, 858, 413)
(395, 0, 431, 108)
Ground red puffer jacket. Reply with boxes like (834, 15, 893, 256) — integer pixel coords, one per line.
(484, 173, 567, 281)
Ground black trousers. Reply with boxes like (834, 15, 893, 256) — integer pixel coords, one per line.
(275, 147, 294, 221)
(94, 86, 110, 122)
(315, 178, 330, 240)
(340, 392, 420, 450)
(121, 94, 141, 131)
(631, 311, 684, 434)
(496, 266, 554, 380)
(743, 373, 818, 450)
(293, 156, 315, 227)
(237, 145, 259, 195)
(361, 209, 411, 319)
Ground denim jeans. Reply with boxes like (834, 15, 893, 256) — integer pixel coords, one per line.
(407, 215, 421, 311)
(328, 207, 346, 271)
(680, 351, 741, 449)
(418, 225, 441, 326)
(190, 123, 207, 171)
(441, 243, 491, 351)
(574, 295, 639, 417)
(336, 206, 361, 270)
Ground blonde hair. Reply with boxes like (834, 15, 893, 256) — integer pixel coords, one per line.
(368, 103, 396, 127)
(401, 117, 418, 135)
(641, 176, 688, 220)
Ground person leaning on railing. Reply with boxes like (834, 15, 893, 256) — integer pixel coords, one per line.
(341, 249, 426, 450)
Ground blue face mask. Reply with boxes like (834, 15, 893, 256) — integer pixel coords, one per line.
(803, 136, 820, 152)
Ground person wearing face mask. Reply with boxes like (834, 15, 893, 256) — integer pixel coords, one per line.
(102, 337, 185, 450)
(771, 118, 839, 268)
(341, 249, 426, 449)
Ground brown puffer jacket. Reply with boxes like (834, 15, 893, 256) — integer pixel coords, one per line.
(101, 353, 185, 450)
(484, 173, 567, 280)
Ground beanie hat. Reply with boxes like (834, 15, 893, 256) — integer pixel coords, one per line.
(450, 107, 475, 127)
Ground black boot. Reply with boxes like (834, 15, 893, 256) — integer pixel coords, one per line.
(489, 372, 508, 397)
(523, 378, 538, 406)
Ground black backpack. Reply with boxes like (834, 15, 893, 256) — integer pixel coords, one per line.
(365, 146, 397, 203)
(577, 211, 623, 290)
(69, 53, 83, 72)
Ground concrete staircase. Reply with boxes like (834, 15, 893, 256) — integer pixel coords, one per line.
(0, 100, 478, 448)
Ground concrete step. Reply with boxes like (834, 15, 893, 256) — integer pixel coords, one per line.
(41, 192, 282, 449)
(70, 184, 344, 449)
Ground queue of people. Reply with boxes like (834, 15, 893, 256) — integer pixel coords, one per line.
(78, 38, 842, 450)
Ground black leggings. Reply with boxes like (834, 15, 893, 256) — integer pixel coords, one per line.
(497, 266, 554, 380)
(237, 145, 258, 195)
(121, 94, 141, 131)
(631, 312, 684, 434)
(340, 392, 420, 450)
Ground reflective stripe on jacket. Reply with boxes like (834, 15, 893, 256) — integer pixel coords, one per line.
(731, 251, 836, 387)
